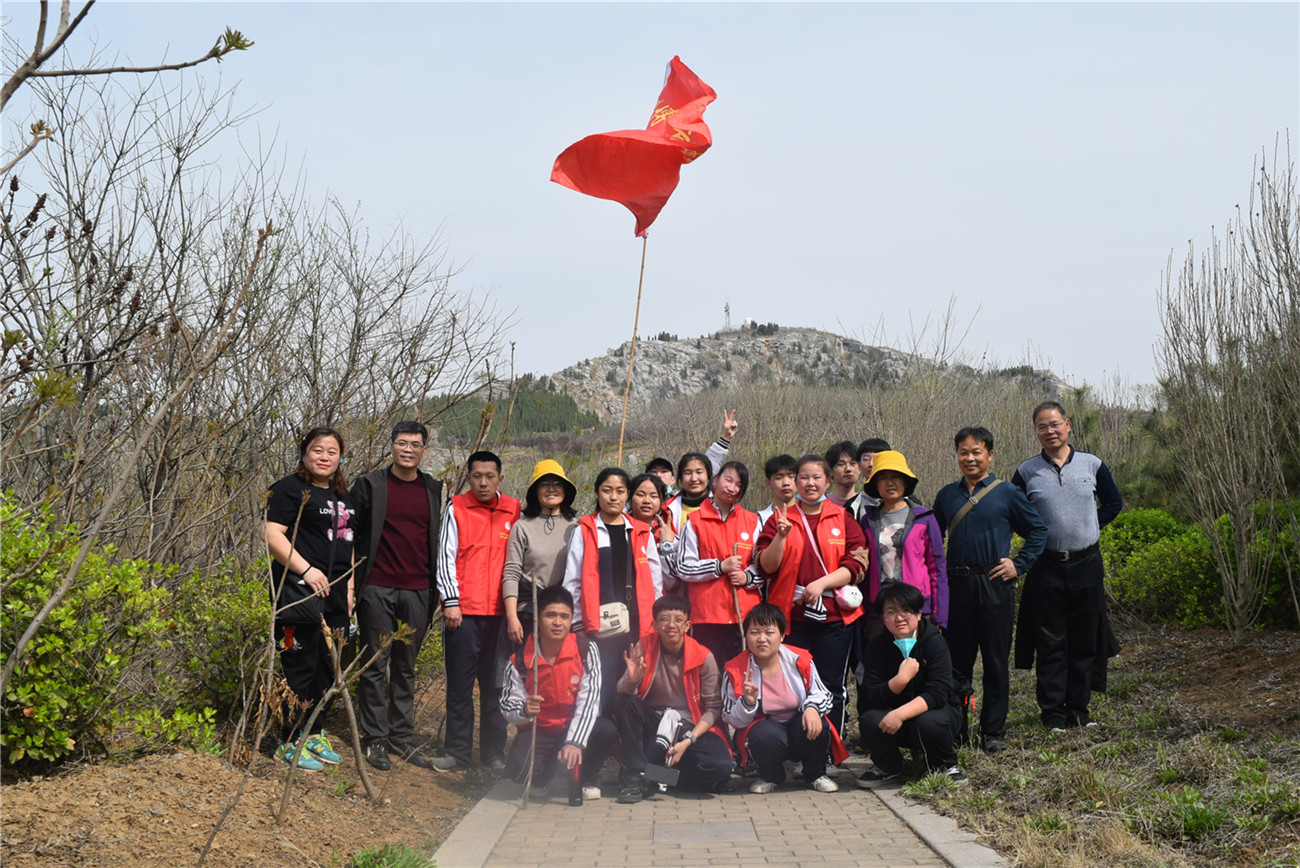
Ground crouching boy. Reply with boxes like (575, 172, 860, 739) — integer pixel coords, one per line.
(501, 586, 616, 800)
(722, 603, 848, 794)
(857, 583, 965, 787)
(613, 595, 733, 803)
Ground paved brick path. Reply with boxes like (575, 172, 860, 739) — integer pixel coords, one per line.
(483, 778, 948, 867)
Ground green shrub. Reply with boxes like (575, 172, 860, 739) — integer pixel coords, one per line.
(1109, 527, 1221, 627)
(2, 496, 170, 764)
(346, 843, 435, 868)
(0, 493, 225, 768)
(169, 558, 272, 718)
(1100, 508, 1187, 579)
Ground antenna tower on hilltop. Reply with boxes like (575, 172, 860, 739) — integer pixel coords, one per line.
(724, 301, 731, 331)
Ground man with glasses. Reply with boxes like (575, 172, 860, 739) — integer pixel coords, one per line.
(613, 596, 733, 802)
(351, 421, 444, 770)
(1012, 403, 1122, 732)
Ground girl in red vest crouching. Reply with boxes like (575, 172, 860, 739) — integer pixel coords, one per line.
(722, 603, 848, 793)
(668, 461, 763, 667)
(562, 468, 663, 716)
(755, 454, 868, 754)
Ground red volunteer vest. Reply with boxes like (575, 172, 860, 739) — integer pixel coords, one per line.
(769, 501, 863, 627)
(684, 499, 761, 625)
(451, 491, 521, 616)
(576, 514, 658, 634)
(723, 646, 849, 766)
(637, 632, 731, 758)
(513, 633, 586, 732)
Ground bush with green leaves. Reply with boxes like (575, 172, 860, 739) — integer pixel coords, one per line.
(1100, 508, 1187, 579)
(345, 843, 435, 868)
(0, 493, 222, 767)
(1108, 526, 1222, 626)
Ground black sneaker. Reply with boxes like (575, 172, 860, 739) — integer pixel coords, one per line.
(942, 765, 968, 785)
(363, 739, 391, 771)
(617, 783, 643, 804)
(393, 745, 435, 770)
(856, 766, 901, 788)
(983, 736, 1007, 754)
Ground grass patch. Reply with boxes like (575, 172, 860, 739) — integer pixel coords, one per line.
(895, 625, 1300, 867)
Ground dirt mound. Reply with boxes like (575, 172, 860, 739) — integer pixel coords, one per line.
(0, 746, 484, 867)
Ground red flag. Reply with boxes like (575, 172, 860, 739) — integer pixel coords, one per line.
(551, 56, 716, 237)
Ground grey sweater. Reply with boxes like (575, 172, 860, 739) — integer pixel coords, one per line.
(502, 513, 578, 602)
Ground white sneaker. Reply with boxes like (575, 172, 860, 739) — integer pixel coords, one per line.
(582, 785, 602, 801)
(811, 775, 840, 793)
(749, 779, 777, 794)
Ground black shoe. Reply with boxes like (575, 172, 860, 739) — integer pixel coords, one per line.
(983, 736, 1007, 754)
(617, 783, 643, 804)
(364, 739, 391, 771)
(856, 765, 901, 788)
(485, 757, 506, 775)
(393, 745, 435, 770)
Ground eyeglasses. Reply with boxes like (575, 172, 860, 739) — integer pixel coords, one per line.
(393, 440, 426, 450)
(537, 479, 566, 490)
(655, 615, 688, 626)
(881, 610, 917, 621)
(1035, 421, 1065, 434)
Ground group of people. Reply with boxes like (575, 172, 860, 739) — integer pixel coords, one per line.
(262, 402, 1121, 802)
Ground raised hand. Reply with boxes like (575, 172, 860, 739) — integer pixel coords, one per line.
(742, 666, 759, 706)
(896, 657, 920, 684)
(721, 409, 739, 440)
(774, 505, 792, 539)
(623, 640, 647, 684)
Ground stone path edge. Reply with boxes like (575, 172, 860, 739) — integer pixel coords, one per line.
(432, 776, 1009, 868)
(870, 785, 1008, 868)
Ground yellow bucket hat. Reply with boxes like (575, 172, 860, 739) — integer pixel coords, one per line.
(529, 459, 577, 502)
(866, 450, 918, 499)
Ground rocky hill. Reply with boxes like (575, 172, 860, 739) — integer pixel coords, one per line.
(541, 326, 1052, 423)
(539, 326, 1070, 424)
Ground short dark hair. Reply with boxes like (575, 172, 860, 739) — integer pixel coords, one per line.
(954, 426, 994, 452)
(858, 437, 891, 457)
(645, 457, 674, 475)
(390, 421, 429, 444)
(676, 452, 713, 486)
(652, 595, 691, 620)
(764, 454, 797, 478)
(825, 441, 857, 467)
(795, 453, 831, 477)
(467, 450, 502, 472)
(594, 466, 631, 492)
(875, 581, 925, 616)
(743, 602, 787, 635)
(629, 473, 667, 502)
(537, 584, 574, 614)
(1032, 401, 1066, 424)
(715, 460, 750, 501)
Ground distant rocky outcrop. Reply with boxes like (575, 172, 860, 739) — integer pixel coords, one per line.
(538, 327, 928, 422)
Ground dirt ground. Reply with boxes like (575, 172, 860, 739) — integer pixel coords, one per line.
(0, 684, 493, 868)
(2, 628, 1297, 868)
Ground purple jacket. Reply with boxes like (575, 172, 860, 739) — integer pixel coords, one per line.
(859, 505, 949, 628)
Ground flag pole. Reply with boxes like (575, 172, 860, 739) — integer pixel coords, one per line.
(616, 234, 648, 465)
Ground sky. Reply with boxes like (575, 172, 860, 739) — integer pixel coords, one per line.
(5, 1, 1298, 392)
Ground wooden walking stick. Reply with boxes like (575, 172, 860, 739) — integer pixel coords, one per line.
(731, 543, 746, 646)
(520, 572, 542, 808)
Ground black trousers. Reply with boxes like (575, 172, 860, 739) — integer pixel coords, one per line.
(614, 694, 732, 791)
(591, 634, 633, 717)
(276, 619, 337, 742)
(744, 714, 831, 784)
(1030, 549, 1104, 725)
(690, 623, 744, 671)
(945, 572, 1015, 739)
(505, 717, 617, 787)
(443, 614, 507, 764)
(355, 584, 431, 751)
(860, 705, 959, 772)
(786, 619, 853, 743)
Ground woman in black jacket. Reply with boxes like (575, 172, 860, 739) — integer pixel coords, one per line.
(856, 583, 965, 787)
